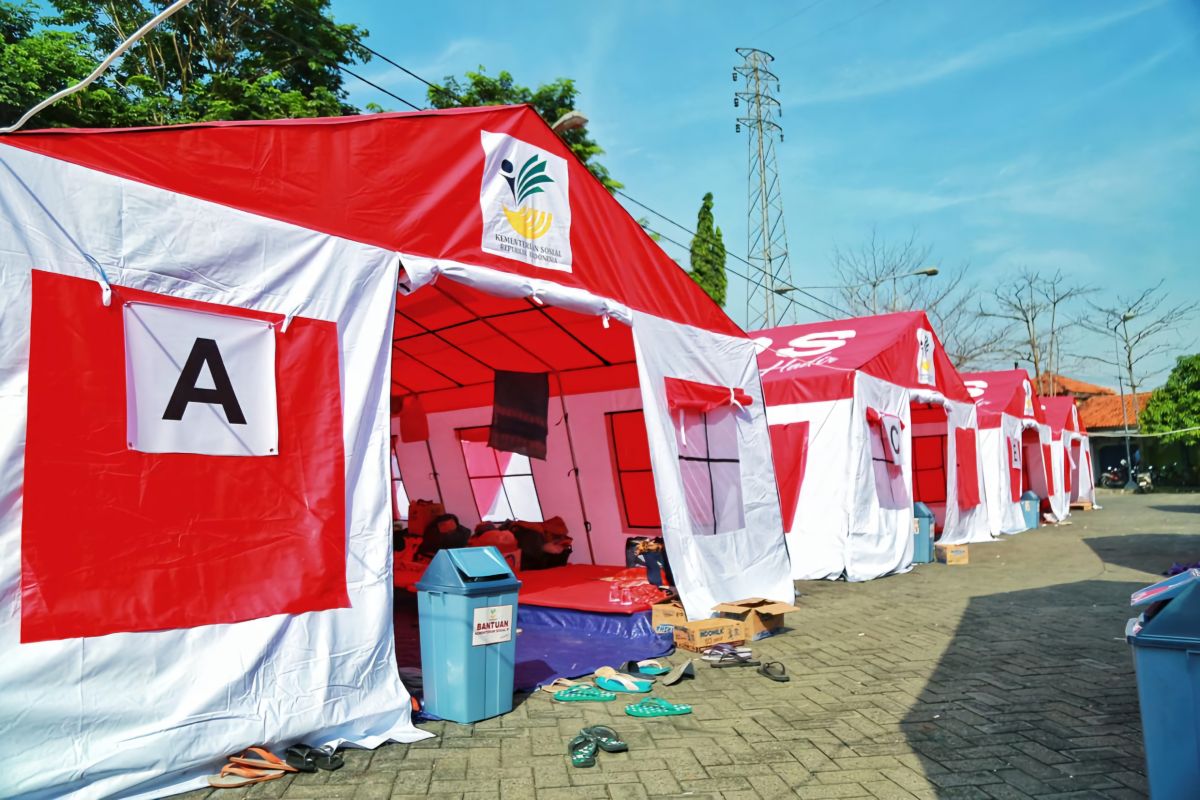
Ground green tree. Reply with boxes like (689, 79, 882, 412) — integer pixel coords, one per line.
(688, 192, 727, 306)
(1141, 353, 1200, 446)
(0, 1, 129, 127)
(2, 0, 368, 129)
(429, 68, 621, 193)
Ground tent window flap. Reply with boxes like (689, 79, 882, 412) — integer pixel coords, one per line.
(458, 426, 543, 522)
(606, 410, 662, 530)
(673, 406, 744, 535)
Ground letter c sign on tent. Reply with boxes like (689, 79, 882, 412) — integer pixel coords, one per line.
(124, 302, 278, 456)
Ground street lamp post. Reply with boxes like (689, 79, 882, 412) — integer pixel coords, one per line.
(1113, 313, 1137, 491)
(775, 267, 939, 315)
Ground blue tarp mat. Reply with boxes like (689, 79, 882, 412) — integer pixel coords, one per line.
(393, 597, 673, 694)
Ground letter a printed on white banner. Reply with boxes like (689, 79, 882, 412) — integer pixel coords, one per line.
(124, 303, 278, 456)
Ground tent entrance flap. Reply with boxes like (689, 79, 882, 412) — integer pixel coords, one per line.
(910, 401, 949, 530)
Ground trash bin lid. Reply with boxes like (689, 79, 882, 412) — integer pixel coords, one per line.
(1131, 569, 1200, 607)
(913, 502, 935, 520)
(1131, 580, 1200, 650)
(415, 546, 522, 595)
(1020, 490, 1040, 502)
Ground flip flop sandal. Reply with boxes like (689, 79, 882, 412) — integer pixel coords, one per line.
(553, 684, 617, 703)
(593, 666, 651, 693)
(625, 697, 693, 717)
(701, 644, 752, 661)
(758, 661, 790, 682)
(620, 659, 670, 676)
(286, 744, 344, 772)
(229, 747, 298, 773)
(539, 678, 591, 695)
(568, 733, 598, 768)
(207, 764, 286, 788)
(710, 652, 761, 668)
(581, 725, 629, 752)
(661, 658, 695, 686)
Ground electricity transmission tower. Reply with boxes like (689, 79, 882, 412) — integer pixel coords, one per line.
(734, 47, 795, 330)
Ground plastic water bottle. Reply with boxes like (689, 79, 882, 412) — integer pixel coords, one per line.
(620, 585, 633, 606)
(608, 581, 621, 605)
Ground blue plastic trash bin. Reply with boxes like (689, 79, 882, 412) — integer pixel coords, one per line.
(1020, 491, 1041, 530)
(1127, 569, 1200, 797)
(416, 547, 521, 723)
(912, 503, 935, 564)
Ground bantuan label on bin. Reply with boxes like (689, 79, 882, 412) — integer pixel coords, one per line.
(472, 604, 514, 646)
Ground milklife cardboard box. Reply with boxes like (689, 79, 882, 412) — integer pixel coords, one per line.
(936, 543, 969, 565)
(672, 617, 744, 652)
(713, 597, 801, 641)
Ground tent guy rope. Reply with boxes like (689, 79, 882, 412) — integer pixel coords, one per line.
(0, 0, 197, 134)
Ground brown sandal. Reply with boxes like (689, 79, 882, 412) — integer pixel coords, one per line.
(228, 746, 298, 773)
(207, 764, 287, 788)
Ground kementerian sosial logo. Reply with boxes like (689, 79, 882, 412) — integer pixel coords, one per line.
(480, 130, 572, 271)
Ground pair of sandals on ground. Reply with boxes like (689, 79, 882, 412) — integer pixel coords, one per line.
(701, 644, 789, 682)
(207, 744, 343, 789)
(542, 660, 694, 717)
(568, 725, 629, 768)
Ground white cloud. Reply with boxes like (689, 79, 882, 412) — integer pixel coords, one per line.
(792, 1, 1166, 105)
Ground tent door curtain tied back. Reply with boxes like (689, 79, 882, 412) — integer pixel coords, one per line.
(0, 106, 792, 799)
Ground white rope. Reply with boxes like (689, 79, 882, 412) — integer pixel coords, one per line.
(0, 0, 196, 134)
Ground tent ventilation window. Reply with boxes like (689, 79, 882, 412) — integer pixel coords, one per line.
(605, 410, 662, 531)
(675, 407, 744, 536)
(457, 426, 543, 522)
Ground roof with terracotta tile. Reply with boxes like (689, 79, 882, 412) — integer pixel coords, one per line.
(1078, 393, 1153, 430)
(1036, 372, 1116, 398)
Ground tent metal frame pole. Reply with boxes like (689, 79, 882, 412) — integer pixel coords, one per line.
(424, 438, 443, 505)
(430, 284, 599, 564)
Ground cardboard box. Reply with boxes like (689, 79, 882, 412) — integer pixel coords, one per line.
(672, 618, 745, 652)
(651, 598, 688, 635)
(713, 597, 801, 641)
(936, 543, 969, 565)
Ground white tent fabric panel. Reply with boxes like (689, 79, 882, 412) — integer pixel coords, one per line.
(978, 415, 1032, 535)
(935, 398, 992, 546)
(631, 311, 794, 620)
(0, 145, 427, 800)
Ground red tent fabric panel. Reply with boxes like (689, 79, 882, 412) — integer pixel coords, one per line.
(398, 395, 430, 442)
(608, 410, 661, 528)
(1008, 436, 1023, 503)
(664, 377, 752, 413)
(21, 272, 347, 642)
(912, 434, 948, 503)
(954, 427, 981, 509)
(1043, 443, 1056, 494)
(768, 422, 810, 530)
(4, 107, 742, 338)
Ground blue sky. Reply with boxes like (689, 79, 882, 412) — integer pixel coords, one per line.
(331, 0, 1200, 387)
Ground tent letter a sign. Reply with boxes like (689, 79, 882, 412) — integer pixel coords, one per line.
(125, 303, 278, 456)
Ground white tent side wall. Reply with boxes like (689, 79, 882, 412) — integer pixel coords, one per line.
(0, 146, 426, 800)
(848, 373, 914, 582)
(765, 397, 854, 581)
(1076, 434, 1097, 503)
(936, 398, 992, 545)
(1047, 437, 1071, 521)
(632, 311, 794, 619)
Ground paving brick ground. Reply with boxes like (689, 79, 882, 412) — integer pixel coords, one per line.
(182, 491, 1200, 799)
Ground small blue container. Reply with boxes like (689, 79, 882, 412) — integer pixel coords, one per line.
(416, 547, 521, 723)
(912, 503, 935, 564)
(1019, 491, 1041, 530)
(1127, 571, 1200, 797)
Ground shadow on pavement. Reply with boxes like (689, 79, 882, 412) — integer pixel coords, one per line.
(1084, 534, 1200, 575)
(900, 579, 1148, 797)
(1148, 504, 1200, 515)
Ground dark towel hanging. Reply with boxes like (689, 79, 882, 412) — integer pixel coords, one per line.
(489, 370, 550, 459)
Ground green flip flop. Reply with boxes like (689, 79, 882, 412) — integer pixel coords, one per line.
(553, 684, 617, 703)
(581, 725, 628, 753)
(625, 697, 693, 718)
(568, 733, 598, 768)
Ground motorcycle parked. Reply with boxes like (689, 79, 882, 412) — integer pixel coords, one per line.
(1101, 461, 1127, 489)
(1135, 465, 1155, 494)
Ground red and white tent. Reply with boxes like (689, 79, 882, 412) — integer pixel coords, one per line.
(1041, 396, 1096, 512)
(963, 370, 1054, 534)
(0, 107, 792, 798)
(754, 311, 989, 582)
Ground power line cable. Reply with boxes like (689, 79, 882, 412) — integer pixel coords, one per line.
(640, 224, 832, 322)
(260, 23, 423, 111)
(797, 0, 892, 45)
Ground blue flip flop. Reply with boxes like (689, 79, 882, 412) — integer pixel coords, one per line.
(593, 667, 652, 693)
